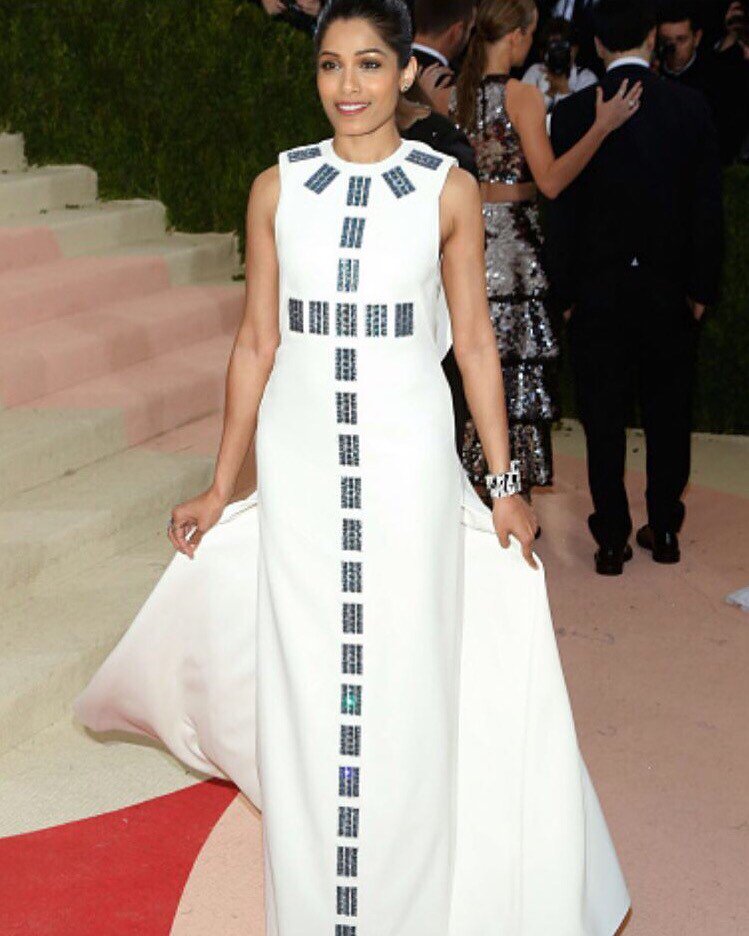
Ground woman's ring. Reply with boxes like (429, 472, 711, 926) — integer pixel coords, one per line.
(628, 100, 636, 109)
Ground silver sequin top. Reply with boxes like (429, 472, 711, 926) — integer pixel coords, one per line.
(450, 75, 533, 185)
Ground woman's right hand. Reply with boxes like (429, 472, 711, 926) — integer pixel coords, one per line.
(168, 487, 229, 559)
(493, 494, 539, 570)
(595, 79, 643, 133)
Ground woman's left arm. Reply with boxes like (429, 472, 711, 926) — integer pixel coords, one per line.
(440, 167, 539, 568)
(508, 79, 642, 199)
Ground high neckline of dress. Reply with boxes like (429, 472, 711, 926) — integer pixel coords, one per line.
(481, 73, 510, 83)
(323, 136, 408, 171)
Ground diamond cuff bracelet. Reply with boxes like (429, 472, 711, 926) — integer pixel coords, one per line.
(485, 460, 522, 499)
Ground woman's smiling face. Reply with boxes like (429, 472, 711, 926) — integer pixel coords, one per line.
(316, 17, 414, 137)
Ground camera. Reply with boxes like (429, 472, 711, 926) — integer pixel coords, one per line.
(726, 8, 748, 44)
(545, 38, 573, 77)
(657, 37, 678, 65)
(278, 0, 317, 33)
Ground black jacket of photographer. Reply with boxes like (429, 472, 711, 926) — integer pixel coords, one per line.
(660, 44, 749, 165)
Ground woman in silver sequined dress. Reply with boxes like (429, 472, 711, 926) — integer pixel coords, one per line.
(423, 0, 641, 501)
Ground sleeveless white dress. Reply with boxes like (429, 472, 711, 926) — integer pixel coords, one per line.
(74, 137, 630, 936)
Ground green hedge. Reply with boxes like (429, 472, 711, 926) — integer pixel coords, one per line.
(0, 1, 746, 431)
(0, 0, 329, 239)
(693, 166, 748, 433)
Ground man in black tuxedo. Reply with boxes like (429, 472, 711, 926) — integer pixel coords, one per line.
(546, 0, 723, 575)
(411, 0, 476, 81)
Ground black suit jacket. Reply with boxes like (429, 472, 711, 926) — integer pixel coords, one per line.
(546, 63, 723, 311)
(401, 111, 478, 179)
(661, 46, 749, 165)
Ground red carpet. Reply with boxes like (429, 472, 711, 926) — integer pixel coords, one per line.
(0, 779, 238, 935)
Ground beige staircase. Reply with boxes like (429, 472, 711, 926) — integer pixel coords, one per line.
(0, 133, 248, 756)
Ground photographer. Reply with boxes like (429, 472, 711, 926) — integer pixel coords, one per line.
(522, 17, 597, 113)
(657, 1, 748, 164)
(255, 0, 321, 35)
(255, 0, 417, 37)
(718, 0, 749, 55)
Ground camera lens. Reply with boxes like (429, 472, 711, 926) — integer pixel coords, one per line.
(545, 38, 572, 77)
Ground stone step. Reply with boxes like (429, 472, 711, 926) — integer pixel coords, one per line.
(0, 408, 126, 502)
(0, 254, 171, 335)
(0, 133, 26, 173)
(0, 237, 241, 335)
(27, 329, 235, 446)
(0, 460, 208, 753)
(101, 230, 241, 285)
(0, 714, 197, 836)
(0, 443, 213, 608)
(0, 165, 98, 219)
(142, 410, 258, 501)
(0, 284, 243, 406)
(0, 200, 168, 274)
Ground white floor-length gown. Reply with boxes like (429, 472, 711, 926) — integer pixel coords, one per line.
(74, 137, 630, 936)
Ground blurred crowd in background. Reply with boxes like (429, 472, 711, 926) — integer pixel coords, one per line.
(250, 0, 741, 572)
(254, 0, 748, 165)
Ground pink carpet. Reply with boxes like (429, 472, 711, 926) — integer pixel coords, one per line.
(0, 227, 61, 275)
(0, 450, 745, 934)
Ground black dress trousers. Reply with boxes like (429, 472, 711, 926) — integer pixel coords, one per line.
(568, 265, 699, 547)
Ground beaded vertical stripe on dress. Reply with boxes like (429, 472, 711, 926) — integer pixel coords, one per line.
(334, 166, 367, 936)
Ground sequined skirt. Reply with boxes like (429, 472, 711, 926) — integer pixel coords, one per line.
(462, 200, 559, 494)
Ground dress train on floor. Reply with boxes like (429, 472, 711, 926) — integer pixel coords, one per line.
(74, 479, 629, 935)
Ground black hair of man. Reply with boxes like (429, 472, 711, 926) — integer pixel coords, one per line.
(414, 0, 475, 35)
(657, 1, 700, 31)
(592, 0, 657, 52)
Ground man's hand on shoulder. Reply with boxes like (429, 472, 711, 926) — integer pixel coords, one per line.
(687, 297, 707, 321)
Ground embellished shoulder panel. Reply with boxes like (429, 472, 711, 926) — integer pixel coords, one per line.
(283, 143, 324, 164)
(278, 140, 341, 198)
(396, 141, 458, 198)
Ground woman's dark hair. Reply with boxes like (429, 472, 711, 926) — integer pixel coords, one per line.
(593, 0, 657, 53)
(539, 15, 577, 51)
(314, 0, 414, 68)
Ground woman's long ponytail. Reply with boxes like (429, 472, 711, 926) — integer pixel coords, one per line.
(454, 0, 536, 134)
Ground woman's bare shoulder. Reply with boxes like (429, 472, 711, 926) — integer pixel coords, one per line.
(248, 164, 280, 213)
(441, 164, 482, 225)
(443, 163, 479, 197)
(507, 78, 544, 107)
(251, 163, 280, 196)
(505, 78, 545, 123)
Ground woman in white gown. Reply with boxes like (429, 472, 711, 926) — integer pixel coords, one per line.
(74, 1, 631, 933)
